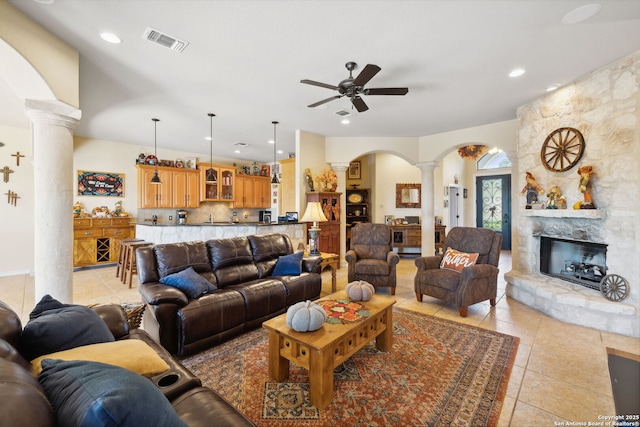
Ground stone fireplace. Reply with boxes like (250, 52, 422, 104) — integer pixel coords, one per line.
(539, 235, 607, 290)
(505, 51, 640, 338)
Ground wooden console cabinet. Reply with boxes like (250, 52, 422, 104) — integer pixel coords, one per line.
(389, 224, 447, 255)
(390, 225, 421, 254)
(306, 192, 341, 255)
(73, 217, 135, 267)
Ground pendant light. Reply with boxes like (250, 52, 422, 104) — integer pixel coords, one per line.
(271, 120, 279, 184)
(205, 113, 217, 183)
(150, 118, 161, 184)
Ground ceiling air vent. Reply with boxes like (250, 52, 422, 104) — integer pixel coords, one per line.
(234, 142, 249, 147)
(143, 27, 189, 53)
(335, 110, 351, 117)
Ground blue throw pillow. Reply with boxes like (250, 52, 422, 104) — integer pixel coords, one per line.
(160, 266, 217, 299)
(21, 297, 115, 361)
(272, 251, 304, 276)
(39, 359, 187, 427)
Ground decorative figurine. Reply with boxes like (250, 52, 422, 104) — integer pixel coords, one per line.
(520, 171, 544, 208)
(546, 186, 565, 209)
(304, 168, 315, 192)
(73, 201, 83, 218)
(577, 165, 595, 209)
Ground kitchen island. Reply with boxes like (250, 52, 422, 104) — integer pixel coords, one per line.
(135, 222, 307, 247)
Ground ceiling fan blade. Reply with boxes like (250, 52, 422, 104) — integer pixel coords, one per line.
(308, 95, 342, 108)
(352, 64, 381, 87)
(364, 87, 409, 96)
(300, 79, 339, 91)
(351, 96, 369, 112)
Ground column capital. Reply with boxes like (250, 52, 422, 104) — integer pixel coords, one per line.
(330, 162, 350, 172)
(416, 161, 439, 172)
(25, 99, 81, 130)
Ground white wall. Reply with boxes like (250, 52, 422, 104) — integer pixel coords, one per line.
(0, 124, 34, 276)
(373, 153, 421, 223)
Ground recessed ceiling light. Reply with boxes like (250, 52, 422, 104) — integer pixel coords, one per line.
(546, 83, 561, 92)
(100, 32, 121, 44)
(277, 150, 283, 154)
(341, 119, 350, 125)
(509, 68, 525, 78)
(268, 139, 274, 144)
(562, 3, 602, 25)
(234, 150, 241, 154)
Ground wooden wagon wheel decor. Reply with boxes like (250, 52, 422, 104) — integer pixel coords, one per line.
(599, 274, 629, 302)
(541, 127, 585, 172)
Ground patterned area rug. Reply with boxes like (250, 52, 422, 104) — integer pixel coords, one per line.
(181, 307, 519, 427)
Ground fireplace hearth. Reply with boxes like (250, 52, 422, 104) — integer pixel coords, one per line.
(540, 236, 607, 290)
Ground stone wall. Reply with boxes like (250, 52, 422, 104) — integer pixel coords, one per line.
(506, 51, 640, 337)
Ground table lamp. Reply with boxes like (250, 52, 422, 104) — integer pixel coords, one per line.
(300, 201, 328, 255)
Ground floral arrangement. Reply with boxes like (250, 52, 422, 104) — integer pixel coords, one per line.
(457, 145, 488, 160)
(316, 168, 337, 191)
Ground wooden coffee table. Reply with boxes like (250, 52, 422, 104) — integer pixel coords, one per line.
(262, 290, 395, 409)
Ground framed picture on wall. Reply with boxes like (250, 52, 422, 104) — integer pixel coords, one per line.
(348, 161, 361, 179)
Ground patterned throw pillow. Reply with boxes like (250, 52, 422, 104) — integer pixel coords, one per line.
(440, 247, 479, 272)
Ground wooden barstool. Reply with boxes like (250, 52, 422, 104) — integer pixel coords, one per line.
(115, 238, 144, 280)
(122, 241, 153, 288)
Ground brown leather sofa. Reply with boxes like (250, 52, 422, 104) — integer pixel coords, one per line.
(137, 233, 322, 357)
(0, 300, 255, 427)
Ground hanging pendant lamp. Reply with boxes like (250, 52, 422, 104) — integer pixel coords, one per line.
(205, 113, 217, 183)
(271, 120, 279, 184)
(150, 118, 161, 184)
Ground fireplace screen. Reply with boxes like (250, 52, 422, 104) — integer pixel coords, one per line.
(540, 236, 607, 290)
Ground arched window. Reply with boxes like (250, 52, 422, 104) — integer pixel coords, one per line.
(477, 151, 512, 170)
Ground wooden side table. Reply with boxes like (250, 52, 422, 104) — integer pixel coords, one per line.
(308, 252, 340, 292)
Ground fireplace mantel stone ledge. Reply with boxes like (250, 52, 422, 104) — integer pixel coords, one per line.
(505, 270, 639, 338)
(521, 209, 605, 219)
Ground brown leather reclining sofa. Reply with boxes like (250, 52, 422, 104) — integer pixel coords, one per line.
(0, 300, 255, 427)
(137, 233, 322, 357)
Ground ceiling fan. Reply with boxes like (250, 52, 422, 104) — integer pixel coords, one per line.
(301, 62, 409, 112)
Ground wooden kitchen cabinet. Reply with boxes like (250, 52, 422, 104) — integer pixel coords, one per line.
(198, 164, 234, 202)
(137, 165, 199, 208)
(172, 169, 200, 208)
(234, 175, 270, 208)
(137, 165, 173, 209)
(73, 217, 135, 267)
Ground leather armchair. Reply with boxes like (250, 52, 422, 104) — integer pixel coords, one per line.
(414, 227, 502, 317)
(345, 223, 400, 295)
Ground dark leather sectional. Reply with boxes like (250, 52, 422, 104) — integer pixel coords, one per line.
(137, 233, 322, 356)
(0, 300, 255, 427)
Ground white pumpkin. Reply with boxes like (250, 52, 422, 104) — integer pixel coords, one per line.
(345, 280, 375, 301)
(285, 300, 327, 332)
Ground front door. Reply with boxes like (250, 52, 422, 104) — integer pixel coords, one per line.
(476, 174, 511, 250)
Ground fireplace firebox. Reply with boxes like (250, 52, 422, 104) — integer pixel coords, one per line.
(540, 236, 608, 290)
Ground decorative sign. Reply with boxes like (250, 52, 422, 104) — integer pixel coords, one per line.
(77, 171, 124, 197)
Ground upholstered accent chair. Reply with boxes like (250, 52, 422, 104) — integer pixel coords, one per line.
(345, 223, 400, 295)
(414, 227, 502, 317)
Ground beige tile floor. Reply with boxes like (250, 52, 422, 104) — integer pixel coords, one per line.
(1, 251, 638, 426)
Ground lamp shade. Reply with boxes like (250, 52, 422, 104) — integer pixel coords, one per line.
(300, 202, 328, 223)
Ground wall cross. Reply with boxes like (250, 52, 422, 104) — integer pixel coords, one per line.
(1, 166, 14, 183)
(11, 151, 25, 166)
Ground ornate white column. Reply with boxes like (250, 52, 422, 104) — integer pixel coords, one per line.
(25, 99, 81, 304)
(417, 161, 439, 256)
(330, 162, 349, 262)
